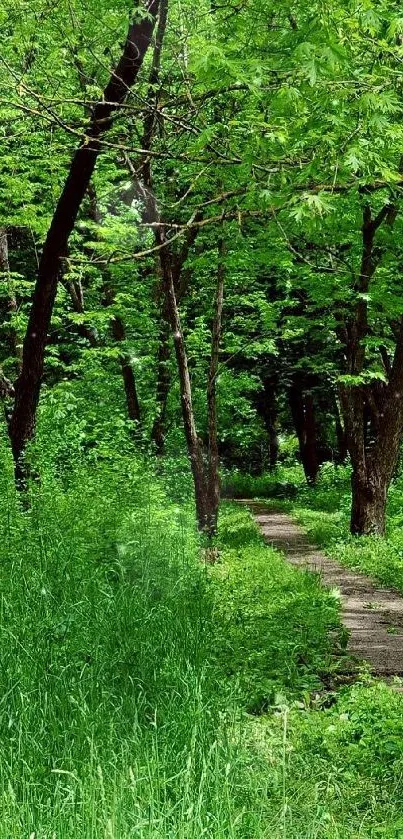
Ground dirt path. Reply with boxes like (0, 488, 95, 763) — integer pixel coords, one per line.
(241, 501, 403, 677)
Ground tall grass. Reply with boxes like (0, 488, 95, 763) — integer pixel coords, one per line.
(0, 446, 254, 837)
(0, 442, 345, 836)
(2, 440, 403, 837)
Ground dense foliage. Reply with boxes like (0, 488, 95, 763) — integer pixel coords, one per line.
(4, 0, 403, 532)
(3, 0, 403, 834)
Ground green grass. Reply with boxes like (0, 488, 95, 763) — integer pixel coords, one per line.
(227, 462, 403, 595)
(0, 452, 343, 836)
(212, 505, 345, 711)
(222, 464, 305, 500)
(248, 679, 403, 838)
(1, 448, 403, 835)
(289, 470, 403, 596)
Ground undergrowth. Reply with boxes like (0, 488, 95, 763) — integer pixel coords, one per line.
(227, 462, 403, 596)
(1, 445, 403, 836)
(212, 506, 344, 712)
(291, 468, 403, 596)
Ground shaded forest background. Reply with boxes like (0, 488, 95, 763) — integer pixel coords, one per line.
(3, 0, 403, 537)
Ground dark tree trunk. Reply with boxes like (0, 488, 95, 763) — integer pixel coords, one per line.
(110, 314, 141, 424)
(350, 467, 387, 536)
(8, 0, 159, 479)
(70, 57, 141, 422)
(140, 0, 169, 188)
(122, 0, 205, 458)
(158, 231, 225, 539)
(268, 415, 279, 471)
(256, 375, 279, 471)
(151, 322, 171, 454)
(86, 183, 142, 426)
(340, 317, 403, 536)
(303, 392, 318, 482)
(159, 231, 209, 532)
(205, 237, 225, 536)
(338, 202, 403, 535)
(289, 377, 319, 485)
(148, 237, 200, 454)
(125, 0, 220, 537)
(65, 276, 99, 347)
(65, 272, 142, 425)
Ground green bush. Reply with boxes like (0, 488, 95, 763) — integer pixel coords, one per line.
(246, 680, 403, 838)
(222, 465, 305, 500)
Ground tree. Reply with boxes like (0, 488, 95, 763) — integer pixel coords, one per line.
(338, 202, 403, 535)
(8, 0, 160, 482)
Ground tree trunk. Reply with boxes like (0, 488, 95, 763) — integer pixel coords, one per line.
(124, 0, 217, 534)
(289, 377, 319, 485)
(304, 392, 318, 482)
(8, 0, 159, 479)
(338, 203, 402, 535)
(268, 412, 279, 471)
(65, 272, 142, 425)
(256, 375, 279, 471)
(340, 381, 392, 537)
(110, 314, 141, 424)
(65, 275, 99, 347)
(158, 229, 209, 531)
(151, 322, 171, 454)
(350, 317, 403, 536)
(343, 202, 403, 533)
(205, 237, 225, 536)
(350, 467, 387, 536)
(149, 240, 201, 454)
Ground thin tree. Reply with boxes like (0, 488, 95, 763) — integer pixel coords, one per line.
(158, 223, 226, 536)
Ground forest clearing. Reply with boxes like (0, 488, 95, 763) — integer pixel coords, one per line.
(3, 0, 403, 835)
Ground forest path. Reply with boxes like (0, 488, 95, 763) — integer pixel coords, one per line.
(240, 500, 403, 677)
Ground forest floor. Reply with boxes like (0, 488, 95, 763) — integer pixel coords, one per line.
(241, 500, 403, 677)
(2, 457, 403, 835)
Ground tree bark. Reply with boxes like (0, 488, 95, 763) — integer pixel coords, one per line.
(256, 374, 279, 471)
(8, 0, 159, 479)
(289, 376, 319, 485)
(140, 0, 169, 188)
(124, 0, 221, 536)
(350, 466, 387, 536)
(81, 181, 143, 426)
(158, 228, 209, 532)
(339, 202, 402, 535)
(64, 275, 100, 348)
(70, 57, 142, 423)
(151, 321, 171, 453)
(110, 314, 141, 424)
(149, 229, 202, 453)
(341, 364, 401, 537)
(206, 237, 225, 536)
(64, 267, 142, 425)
